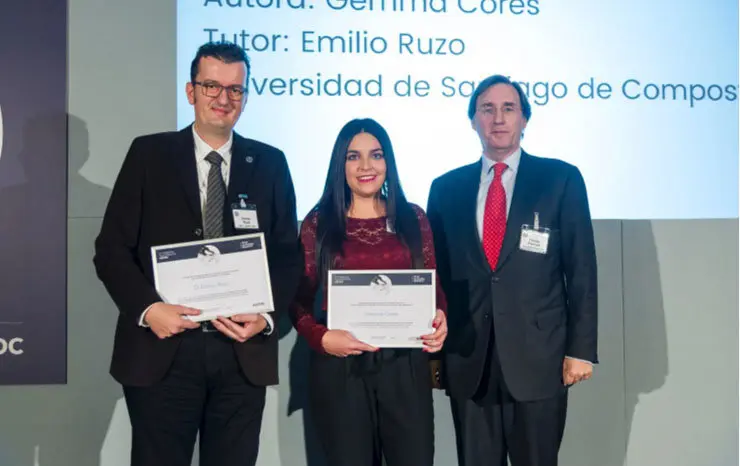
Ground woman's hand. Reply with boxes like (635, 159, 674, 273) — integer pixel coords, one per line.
(321, 330, 379, 357)
(421, 309, 447, 353)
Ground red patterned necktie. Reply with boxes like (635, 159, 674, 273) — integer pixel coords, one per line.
(482, 162, 508, 270)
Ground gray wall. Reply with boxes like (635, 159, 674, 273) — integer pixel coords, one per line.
(0, 0, 737, 465)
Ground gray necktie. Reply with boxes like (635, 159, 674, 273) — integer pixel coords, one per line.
(204, 151, 226, 239)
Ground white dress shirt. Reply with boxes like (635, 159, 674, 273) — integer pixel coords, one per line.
(475, 147, 590, 365)
(138, 127, 274, 335)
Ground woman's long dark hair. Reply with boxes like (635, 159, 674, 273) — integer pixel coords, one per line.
(314, 118, 423, 281)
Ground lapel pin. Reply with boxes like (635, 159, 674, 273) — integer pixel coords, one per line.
(245, 156, 253, 163)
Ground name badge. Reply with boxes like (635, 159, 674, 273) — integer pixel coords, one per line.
(519, 212, 550, 254)
(232, 198, 259, 230)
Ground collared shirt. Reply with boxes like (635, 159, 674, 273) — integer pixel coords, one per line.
(475, 147, 522, 239)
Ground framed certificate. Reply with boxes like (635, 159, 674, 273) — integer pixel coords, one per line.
(327, 270, 436, 348)
(150, 233, 274, 322)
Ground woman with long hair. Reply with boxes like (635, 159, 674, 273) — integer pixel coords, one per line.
(289, 118, 448, 466)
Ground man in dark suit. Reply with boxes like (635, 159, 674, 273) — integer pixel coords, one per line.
(93, 42, 302, 466)
(426, 75, 598, 466)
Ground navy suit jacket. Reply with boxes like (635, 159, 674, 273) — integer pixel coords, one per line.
(94, 126, 302, 387)
(427, 151, 598, 401)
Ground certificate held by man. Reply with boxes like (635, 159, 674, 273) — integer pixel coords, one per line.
(328, 270, 436, 348)
(151, 233, 274, 322)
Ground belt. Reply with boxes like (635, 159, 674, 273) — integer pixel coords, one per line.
(200, 321, 218, 333)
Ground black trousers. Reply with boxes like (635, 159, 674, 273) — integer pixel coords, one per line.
(450, 345, 568, 466)
(309, 349, 435, 466)
(123, 328, 266, 466)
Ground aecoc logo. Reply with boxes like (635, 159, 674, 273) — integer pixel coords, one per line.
(0, 338, 24, 355)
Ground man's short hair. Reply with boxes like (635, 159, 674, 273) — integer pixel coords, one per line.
(189, 42, 250, 90)
(467, 75, 532, 121)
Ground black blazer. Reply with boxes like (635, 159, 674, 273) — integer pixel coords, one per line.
(94, 126, 302, 387)
(427, 151, 598, 402)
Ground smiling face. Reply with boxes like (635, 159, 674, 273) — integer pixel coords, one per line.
(186, 56, 248, 138)
(344, 132, 387, 200)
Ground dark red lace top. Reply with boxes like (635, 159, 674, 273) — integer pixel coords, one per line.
(289, 204, 448, 353)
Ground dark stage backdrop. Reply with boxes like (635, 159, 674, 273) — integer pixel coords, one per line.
(0, 0, 68, 384)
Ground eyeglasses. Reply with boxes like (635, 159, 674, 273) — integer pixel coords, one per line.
(477, 104, 517, 117)
(193, 81, 246, 101)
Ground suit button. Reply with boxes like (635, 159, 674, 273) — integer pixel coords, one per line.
(483, 313, 490, 320)
(194, 228, 202, 237)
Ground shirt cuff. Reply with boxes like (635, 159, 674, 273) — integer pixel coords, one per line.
(138, 303, 157, 327)
(566, 356, 593, 365)
(260, 313, 274, 335)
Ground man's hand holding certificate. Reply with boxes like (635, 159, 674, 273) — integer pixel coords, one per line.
(144, 303, 202, 339)
(210, 313, 269, 342)
(150, 233, 275, 334)
(327, 270, 446, 351)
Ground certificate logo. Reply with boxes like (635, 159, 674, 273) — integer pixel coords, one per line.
(198, 244, 221, 265)
(370, 274, 392, 295)
(240, 239, 257, 250)
(412, 274, 427, 284)
(157, 250, 177, 262)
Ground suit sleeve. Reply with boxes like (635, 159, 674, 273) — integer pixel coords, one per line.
(266, 150, 303, 332)
(426, 179, 452, 301)
(413, 204, 447, 313)
(93, 137, 161, 322)
(560, 166, 598, 363)
(426, 180, 452, 366)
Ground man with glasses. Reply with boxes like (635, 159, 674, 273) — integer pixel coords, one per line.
(94, 42, 302, 466)
(427, 74, 598, 466)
